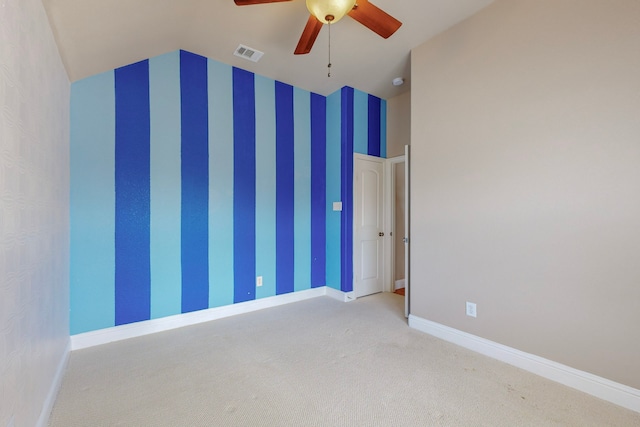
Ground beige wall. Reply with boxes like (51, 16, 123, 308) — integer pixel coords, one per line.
(411, 0, 640, 389)
(0, 0, 70, 425)
(387, 91, 410, 283)
(386, 90, 411, 158)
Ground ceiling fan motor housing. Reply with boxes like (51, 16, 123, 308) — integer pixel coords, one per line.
(306, 0, 357, 24)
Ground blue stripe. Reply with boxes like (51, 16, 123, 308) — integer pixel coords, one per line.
(114, 60, 151, 325)
(368, 94, 381, 157)
(341, 87, 354, 293)
(208, 59, 235, 308)
(294, 88, 311, 292)
(180, 50, 209, 313)
(233, 67, 257, 303)
(275, 81, 295, 295)
(310, 93, 327, 288)
(149, 51, 182, 319)
(381, 99, 387, 158)
(70, 72, 116, 334)
(255, 76, 277, 299)
(325, 91, 342, 290)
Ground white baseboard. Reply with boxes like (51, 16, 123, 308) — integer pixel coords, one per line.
(325, 286, 356, 302)
(408, 315, 640, 414)
(71, 287, 327, 351)
(394, 279, 405, 290)
(36, 339, 71, 427)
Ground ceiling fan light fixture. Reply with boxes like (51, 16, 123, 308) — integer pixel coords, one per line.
(306, 0, 357, 25)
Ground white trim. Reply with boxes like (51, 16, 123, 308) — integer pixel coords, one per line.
(325, 286, 356, 303)
(71, 287, 327, 350)
(408, 315, 640, 413)
(394, 279, 405, 290)
(36, 339, 71, 427)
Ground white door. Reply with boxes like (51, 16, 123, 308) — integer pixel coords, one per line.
(354, 155, 384, 298)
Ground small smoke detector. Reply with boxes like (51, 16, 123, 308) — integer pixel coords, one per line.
(392, 77, 405, 86)
(234, 44, 264, 63)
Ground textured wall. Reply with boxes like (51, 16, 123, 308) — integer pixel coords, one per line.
(411, 0, 640, 389)
(0, 0, 70, 425)
(70, 51, 386, 335)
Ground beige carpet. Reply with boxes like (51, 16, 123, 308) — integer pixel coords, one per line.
(49, 293, 640, 426)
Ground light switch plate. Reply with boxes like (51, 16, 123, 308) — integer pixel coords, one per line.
(333, 202, 342, 211)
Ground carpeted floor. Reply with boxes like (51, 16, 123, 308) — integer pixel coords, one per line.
(49, 293, 640, 426)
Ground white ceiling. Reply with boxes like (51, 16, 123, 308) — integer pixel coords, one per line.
(43, 0, 494, 99)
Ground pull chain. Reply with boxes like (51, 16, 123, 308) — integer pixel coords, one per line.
(327, 21, 332, 77)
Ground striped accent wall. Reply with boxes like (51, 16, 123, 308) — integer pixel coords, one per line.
(70, 50, 386, 334)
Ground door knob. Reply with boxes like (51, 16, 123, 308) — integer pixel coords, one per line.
(379, 232, 384, 237)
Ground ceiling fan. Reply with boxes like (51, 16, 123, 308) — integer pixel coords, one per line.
(234, 0, 402, 55)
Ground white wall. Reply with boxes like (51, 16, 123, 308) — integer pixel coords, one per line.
(0, 0, 70, 425)
(411, 0, 640, 389)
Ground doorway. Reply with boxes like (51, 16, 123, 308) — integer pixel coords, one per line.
(353, 154, 385, 298)
(393, 160, 406, 293)
(353, 151, 410, 317)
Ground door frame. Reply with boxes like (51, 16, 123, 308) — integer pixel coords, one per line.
(404, 145, 410, 318)
(352, 153, 408, 301)
(384, 155, 406, 294)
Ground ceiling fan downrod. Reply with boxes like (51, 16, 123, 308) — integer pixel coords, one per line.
(327, 16, 333, 77)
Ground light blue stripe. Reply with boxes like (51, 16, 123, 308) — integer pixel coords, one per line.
(70, 72, 116, 334)
(353, 89, 368, 155)
(325, 91, 342, 290)
(208, 59, 235, 308)
(381, 99, 387, 158)
(294, 88, 311, 292)
(149, 52, 182, 319)
(255, 76, 277, 299)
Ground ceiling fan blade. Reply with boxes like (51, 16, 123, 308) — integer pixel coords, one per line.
(234, 0, 293, 5)
(348, 0, 402, 39)
(294, 15, 323, 55)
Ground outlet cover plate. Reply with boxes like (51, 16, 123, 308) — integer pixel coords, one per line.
(466, 302, 477, 318)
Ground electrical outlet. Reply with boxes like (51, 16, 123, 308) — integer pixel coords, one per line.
(466, 302, 477, 318)
(256, 276, 263, 287)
